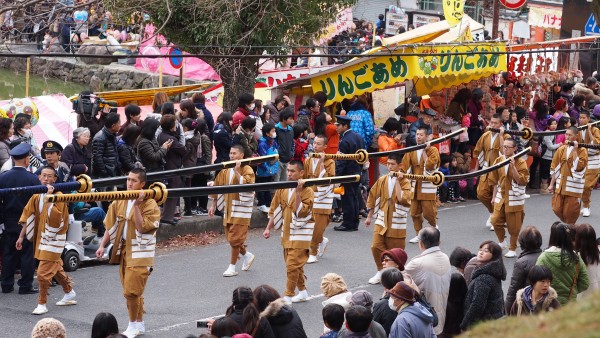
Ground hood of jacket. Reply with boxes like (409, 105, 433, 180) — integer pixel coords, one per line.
(518, 248, 542, 259)
(515, 286, 559, 312)
(349, 101, 368, 112)
(260, 298, 294, 325)
(472, 258, 507, 281)
(401, 302, 435, 324)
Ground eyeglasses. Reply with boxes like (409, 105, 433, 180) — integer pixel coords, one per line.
(382, 258, 392, 263)
(503, 145, 515, 149)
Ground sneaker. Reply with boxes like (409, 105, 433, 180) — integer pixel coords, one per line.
(332, 214, 343, 223)
(582, 208, 591, 217)
(524, 194, 531, 199)
(223, 265, 238, 277)
(490, 225, 496, 231)
(56, 290, 77, 306)
(136, 321, 145, 334)
(258, 205, 270, 213)
(123, 322, 141, 338)
(368, 271, 382, 285)
(283, 296, 293, 305)
(409, 236, 420, 244)
(182, 211, 193, 218)
(359, 209, 368, 218)
(504, 250, 517, 258)
(307, 255, 318, 264)
(486, 215, 493, 229)
(458, 197, 465, 202)
(32, 304, 48, 315)
(498, 240, 508, 250)
(241, 252, 255, 271)
(193, 208, 208, 216)
(291, 290, 309, 303)
(449, 199, 459, 204)
(317, 237, 329, 257)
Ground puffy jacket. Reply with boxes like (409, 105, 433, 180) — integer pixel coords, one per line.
(229, 308, 275, 338)
(275, 122, 295, 163)
(460, 259, 507, 330)
(373, 295, 399, 335)
(257, 136, 278, 177)
(61, 138, 90, 176)
(198, 134, 213, 166)
(542, 135, 561, 160)
(233, 107, 251, 129)
(505, 249, 542, 314)
(259, 298, 307, 338)
(536, 247, 590, 305)
(137, 138, 167, 172)
(347, 101, 375, 148)
(92, 127, 120, 178)
(389, 302, 436, 338)
(213, 123, 233, 164)
(406, 119, 432, 147)
(265, 102, 281, 124)
(117, 139, 138, 174)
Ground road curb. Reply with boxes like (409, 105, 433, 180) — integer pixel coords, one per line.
(157, 210, 269, 242)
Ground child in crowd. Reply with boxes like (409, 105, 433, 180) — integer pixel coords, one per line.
(292, 123, 309, 161)
(321, 303, 345, 338)
(344, 305, 375, 338)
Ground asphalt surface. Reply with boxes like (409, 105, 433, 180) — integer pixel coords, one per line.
(1, 190, 599, 338)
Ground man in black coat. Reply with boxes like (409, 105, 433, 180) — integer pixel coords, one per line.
(334, 115, 364, 231)
(92, 112, 121, 178)
(0, 143, 40, 294)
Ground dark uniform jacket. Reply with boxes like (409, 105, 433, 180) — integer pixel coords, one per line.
(336, 129, 364, 176)
(0, 167, 40, 233)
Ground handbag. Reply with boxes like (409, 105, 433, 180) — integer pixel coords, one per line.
(568, 261, 580, 301)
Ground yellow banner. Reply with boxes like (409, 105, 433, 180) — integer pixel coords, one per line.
(443, 0, 464, 27)
(311, 43, 506, 104)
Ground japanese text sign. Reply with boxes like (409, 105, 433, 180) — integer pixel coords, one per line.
(528, 5, 562, 30)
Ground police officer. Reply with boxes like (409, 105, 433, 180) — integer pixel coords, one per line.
(334, 115, 365, 232)
(0, 143, 40, 294)
(34, 141, 70, 183)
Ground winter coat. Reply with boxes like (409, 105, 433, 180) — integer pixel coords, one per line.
(372, 295, 399, 335)
(536, 247, 590, 305)
(406, 119, 432, 147)
(183, 132, 200, 168)
(213, 123, 233, 164)
(542, 135, 561, 160)
(389, 302, 436, 338)
(444, 272, 468, 337)
(116, 139, 138, 174)
(257, 136, 278, 177)
(292, 138, 308, 161)
(228, 308, 276, 338)
(505, 249, 542, 314)
(509, 286, 560, 316)
(275, 122, 295, 164)
(194, 102, 215, 140)
(92, 127, 120, 177)
(137, 138, 167, 172)
(347, 102, 375, 148)
(259, 298, 307, 338)
(265, 102, 281, 124)
(460, 258, 507, 330)
(451, 152, 470, 174)
(0, 139, 10, 169)
(157, 131, 186, 170)
(404, 246, 452, 335)
(579, 256, 600, 299)
(338, 320, 386, 338)
(59, 138, 90, 176)
(198, 134, 213, 166)
(233, 130, 258, 159)
(78, 113, 105, 158)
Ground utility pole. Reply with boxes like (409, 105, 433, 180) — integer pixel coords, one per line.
(492, 0, 500, 39)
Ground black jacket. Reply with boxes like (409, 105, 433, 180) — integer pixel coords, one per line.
(275, 122, 294, 164)
(195, 103, 215, 140)
(505, 249, 542, 314)
(259, 298, 307, 338)
(78, 113, 105, 158)
(117, 139, 138, 174)
(183, 134, 201, 168)
(444, 272, 468, 336)
(228, 308, 276, 338)
(372, 295, 398, 335)
(61, 138, 90, 176)
(460, 259, 507, 330)
(213, 123, 233, 164)
(92, 127, 120, 178)
(336, 129, 364, 176)
(157, 131, 186, 170)
(136, 138, 167, 172)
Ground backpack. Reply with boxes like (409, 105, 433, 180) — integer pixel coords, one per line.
(417, 292, 439, 327)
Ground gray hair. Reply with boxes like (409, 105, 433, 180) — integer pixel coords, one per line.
(73, 127, 90, 139)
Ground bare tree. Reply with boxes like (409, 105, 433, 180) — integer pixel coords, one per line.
(105, 0, 357, 111)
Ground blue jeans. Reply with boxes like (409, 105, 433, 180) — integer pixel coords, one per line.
(76, 207, 106, 237)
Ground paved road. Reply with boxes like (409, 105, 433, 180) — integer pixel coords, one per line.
(1, 191, 598, 337)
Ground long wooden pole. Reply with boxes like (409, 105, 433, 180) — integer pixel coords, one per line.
(25, 57, 31, 97)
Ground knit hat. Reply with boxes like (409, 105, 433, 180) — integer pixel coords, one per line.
(381, 248, 408, 271)
(388, 281, 418, 304)
(31, 318, 66, 338)
(346, 290, 374, 310)
(320, 273, 348, 298)
(554, 98, 567, 111)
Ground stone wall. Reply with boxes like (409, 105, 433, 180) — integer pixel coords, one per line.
(0, 57, 192, 92)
